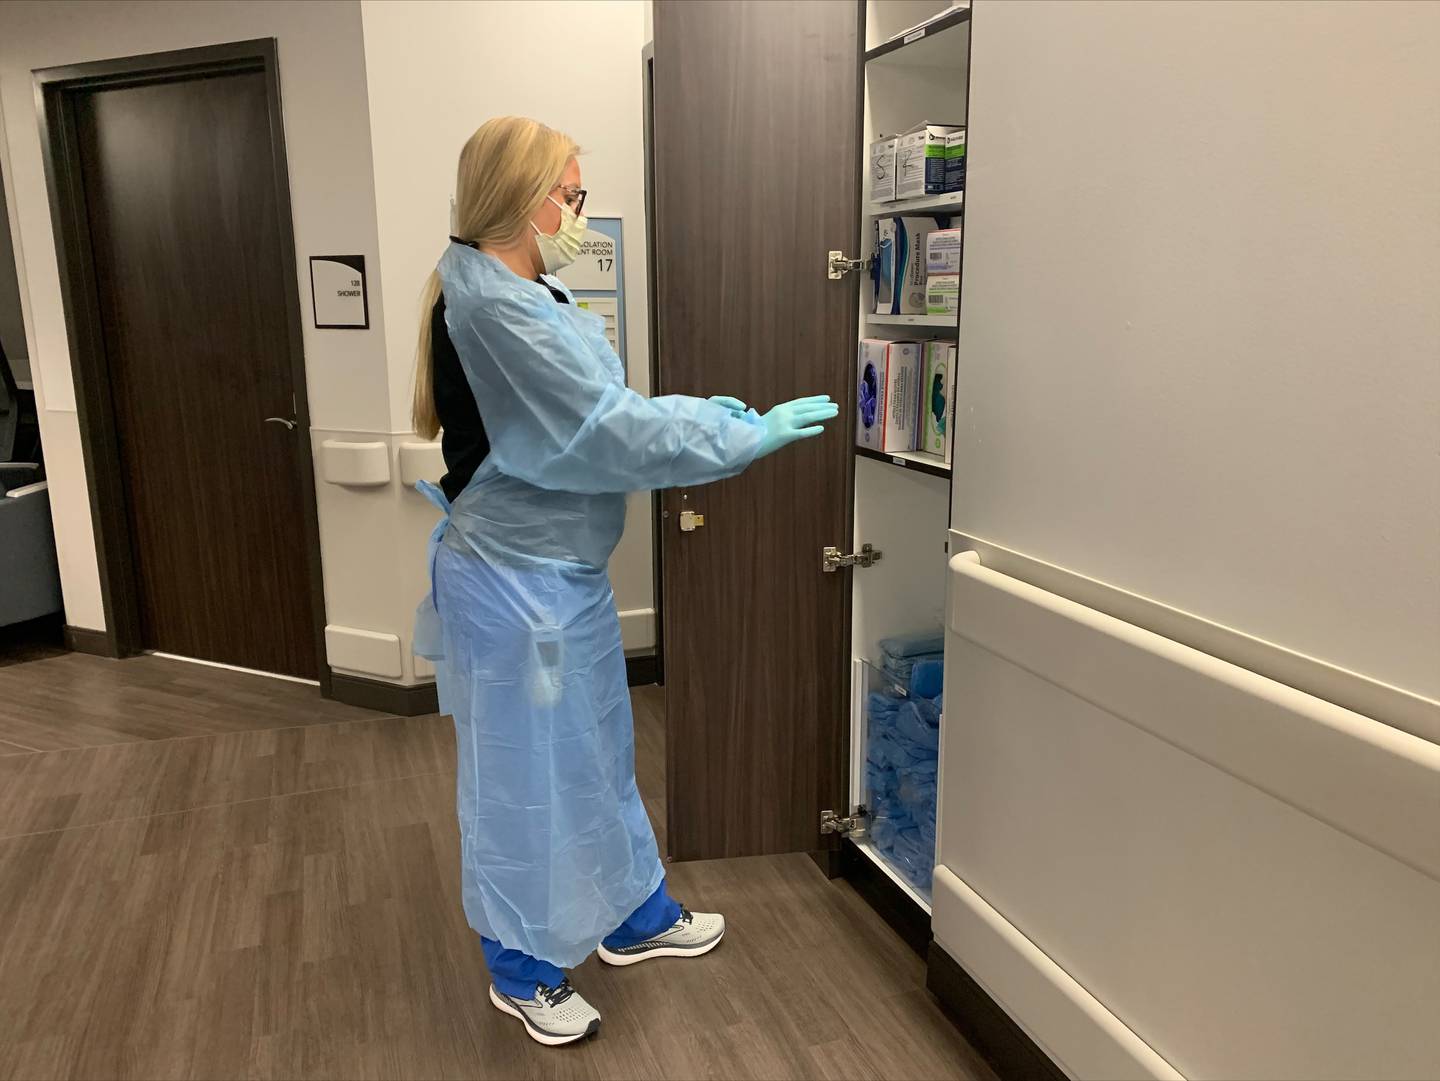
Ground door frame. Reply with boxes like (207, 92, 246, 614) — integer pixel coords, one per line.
(640, 39, 665, 686)
(34, 39, 329, 689)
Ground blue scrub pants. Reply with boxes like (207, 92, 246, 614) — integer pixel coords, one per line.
(482, 879, 683, 997)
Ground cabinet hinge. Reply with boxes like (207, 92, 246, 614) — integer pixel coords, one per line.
(820, 807, 867, 836)
(827, 249, 874, 280)
(822, 544, 883, 573)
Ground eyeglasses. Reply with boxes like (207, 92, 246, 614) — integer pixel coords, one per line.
(556, 184, 587, 214)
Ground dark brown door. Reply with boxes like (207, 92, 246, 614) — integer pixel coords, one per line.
(654, 0, 862, 860)
(73, 71, 317, 678)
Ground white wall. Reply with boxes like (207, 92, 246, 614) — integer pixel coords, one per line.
(0, 0, 414, 679)
(0, 0, 656, 678)
(951, 0, 1440, 702)
(937, 1, 1440, 1075)
(360, 0, 655, 649)
(936, 564, 1440, 1079)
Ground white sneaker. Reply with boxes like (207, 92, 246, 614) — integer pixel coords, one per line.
(488, 979, 601, 1046)
(597, 908, 726, 966)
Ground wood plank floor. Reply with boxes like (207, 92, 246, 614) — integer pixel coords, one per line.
(0, 652, 993, 1081)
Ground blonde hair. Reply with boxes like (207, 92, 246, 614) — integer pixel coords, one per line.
(412, 117, 581, 439)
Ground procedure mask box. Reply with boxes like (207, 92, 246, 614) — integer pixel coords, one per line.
(945, 129, 967, 191)
(925, 227, 963, 274)
(895, 122, 964, 199)
(869, 136, 898, 203)
(920, 340, 958, 461)
(925, 274, 959, 317)
(873, 215, 947, 314)
(856, 339, 922, 453)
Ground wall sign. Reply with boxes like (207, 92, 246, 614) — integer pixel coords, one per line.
(555, 217, 625, 361)
(556, 225, 619, 292)
(309, 255, 369, 329)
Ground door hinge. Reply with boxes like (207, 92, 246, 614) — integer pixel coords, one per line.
(820, 807, 867, 836)
(822, 544, 882, 573)
(827, 249, 874, 280)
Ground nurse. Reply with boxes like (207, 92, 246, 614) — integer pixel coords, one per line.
(411, 116, 838, 1047)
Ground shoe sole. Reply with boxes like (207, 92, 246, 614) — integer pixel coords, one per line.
(488, 985, 600, 1046)
(596, 926, 726, 967)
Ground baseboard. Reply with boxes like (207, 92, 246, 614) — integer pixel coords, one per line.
(329, 672, 438, 716)
(838, 840, 1067, 1079)
(64, 624, 117, 658)
(839, 837, 931, 956)
(808, 845, 843, 880)
(927, 940, 1068, 1081)
(625, 650, 659, 687)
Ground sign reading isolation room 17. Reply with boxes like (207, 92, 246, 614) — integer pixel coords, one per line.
(309, 255, 369, 329)
(557, 230, 618, 291)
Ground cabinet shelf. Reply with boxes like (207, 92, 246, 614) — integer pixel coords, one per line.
(866, 313, 957, 328)
(856, 446, 951, 478)
(865, 5, 971, 65)
(868, 192, 964, 218)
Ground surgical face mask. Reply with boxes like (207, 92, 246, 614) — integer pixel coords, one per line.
(530, 195, 587, 274)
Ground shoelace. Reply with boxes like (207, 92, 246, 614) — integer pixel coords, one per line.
(680, 908, 694, 926)
(538, 979, 575, 1008)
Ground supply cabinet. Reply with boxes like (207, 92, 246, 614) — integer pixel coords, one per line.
(650, 0, 970, 928)
(840, 1, 969, 916)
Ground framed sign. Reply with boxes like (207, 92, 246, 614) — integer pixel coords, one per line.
(555, 217, 626, 362)
(309, 255, 369, 329)
(557, 227, 619, 291)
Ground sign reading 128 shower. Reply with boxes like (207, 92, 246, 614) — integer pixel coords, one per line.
(309, 255, 369, 329)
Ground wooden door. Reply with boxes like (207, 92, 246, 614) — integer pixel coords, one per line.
(654, 0, 862, 860)
(73, 71, 318, 678)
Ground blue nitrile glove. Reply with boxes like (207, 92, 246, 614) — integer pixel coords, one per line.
(708, 395, 749, 418)
(756, 394, 840, 458)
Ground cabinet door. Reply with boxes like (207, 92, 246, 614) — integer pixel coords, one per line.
(653, 0, 862, 861)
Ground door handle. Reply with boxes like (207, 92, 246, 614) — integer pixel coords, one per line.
(264, 416, 298, 431)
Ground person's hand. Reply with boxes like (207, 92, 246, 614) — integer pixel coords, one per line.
(708, 395, 748, 417)
(756, 395, 840, 458)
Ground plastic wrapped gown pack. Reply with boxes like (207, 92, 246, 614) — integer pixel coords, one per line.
(878, 631, 945, 658)
(864, 641, 944, 894)
(890, 828, 933, 887)
(895, 698, 940, 751)
(908, 657, 944, 699)
(414, 245, 763, 967)
(879, 632, 943, 687)
(881, 650, 944, 687)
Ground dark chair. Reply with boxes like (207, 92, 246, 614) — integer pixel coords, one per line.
(0, 461, 63, 627)
(1, 336, 41, 466)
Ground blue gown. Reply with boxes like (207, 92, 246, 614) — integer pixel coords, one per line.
(414, 244, 763, 968)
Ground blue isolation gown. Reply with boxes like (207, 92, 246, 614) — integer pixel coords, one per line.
(414, 244, 763, 968)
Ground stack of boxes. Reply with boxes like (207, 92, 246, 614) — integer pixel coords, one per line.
(870, 122, 966, 204)
(924, 227, 962, 317)
(872, 216, 945, 316)
(855, 336, 956, 463)
(872, 216, 962, 317)
(863, 122, 964, 465)
(865, 645, 943, 895)
(858, 226, 960, 464)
